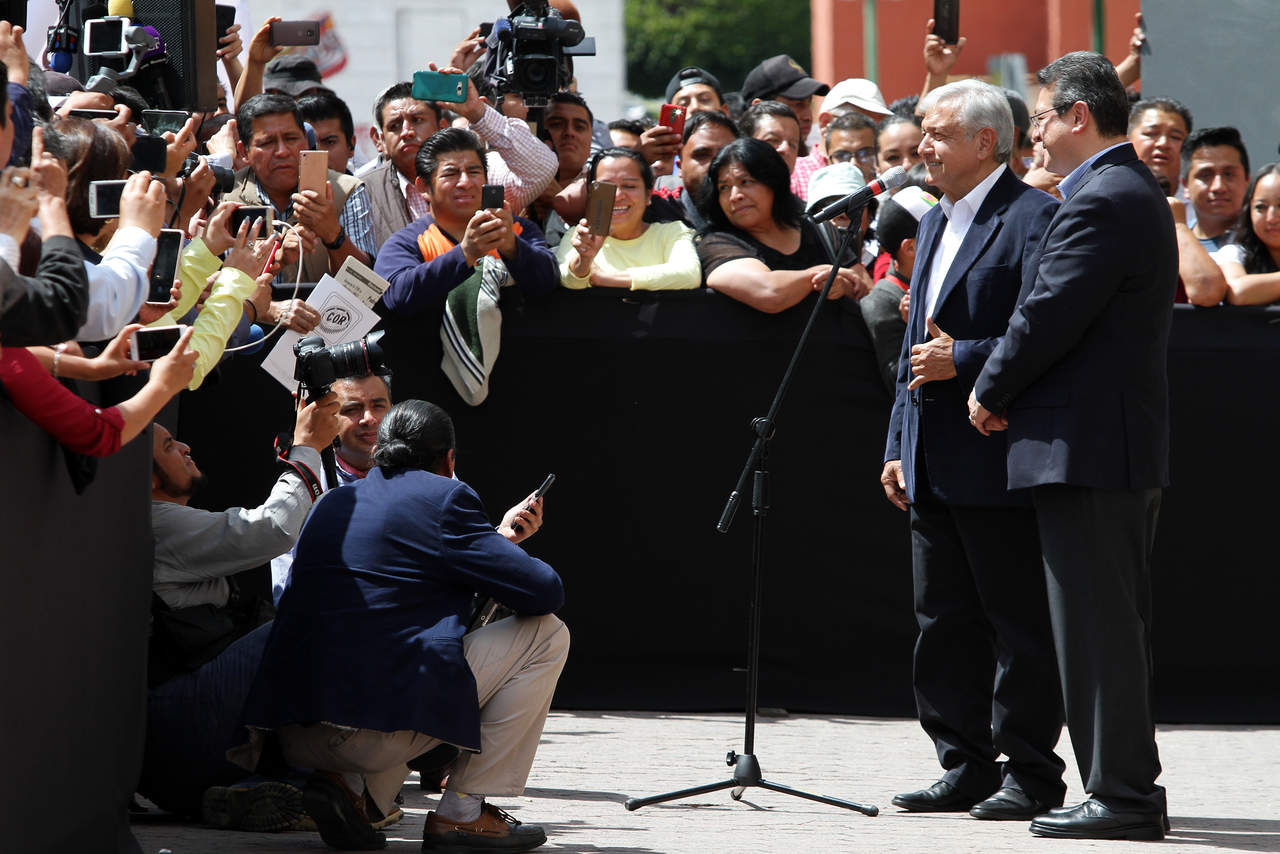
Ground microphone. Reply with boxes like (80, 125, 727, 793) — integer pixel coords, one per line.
(809, 165, 909, 224)
(107, 0, 135, 16)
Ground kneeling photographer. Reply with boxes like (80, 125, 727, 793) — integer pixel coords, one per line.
(232, 400, 568, 853)
(137, 390, 340, 820)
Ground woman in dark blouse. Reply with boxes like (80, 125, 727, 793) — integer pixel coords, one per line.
(695, 137, 870, 313)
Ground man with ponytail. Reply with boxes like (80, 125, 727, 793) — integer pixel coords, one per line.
(236, 400, 569, 853)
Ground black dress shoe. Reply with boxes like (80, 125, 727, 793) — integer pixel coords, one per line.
(969, 786, 1054, 821)
(892, 781, 982, 812)
(302, 774, 387, 851)
(1029, 799, 1164, 840)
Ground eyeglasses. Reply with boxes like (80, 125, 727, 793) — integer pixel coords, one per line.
(1028, 106, 1064, 131)
(830, 147, 876, 165)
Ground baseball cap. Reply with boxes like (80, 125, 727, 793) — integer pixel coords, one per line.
(263, 55, 325, 97)
(742, 55, 829, 103)
(876, 185, 939, 253)
(806, 162, 867, 215)
(820, 79, 892, 118)
(665, 67, 723, 104)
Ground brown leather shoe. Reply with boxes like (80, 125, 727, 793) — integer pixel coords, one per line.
(422, 802, 547, 852)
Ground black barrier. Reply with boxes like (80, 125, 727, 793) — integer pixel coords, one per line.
(167, 292, 1280, 723)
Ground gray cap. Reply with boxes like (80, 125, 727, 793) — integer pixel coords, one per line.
(264, 55, 324, 97)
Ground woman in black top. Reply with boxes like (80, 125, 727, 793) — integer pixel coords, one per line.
(695, 137, 870, 313)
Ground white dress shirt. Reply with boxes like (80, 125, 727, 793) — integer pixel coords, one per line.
(79, 225, 157, 341)
(923, 163, 1007, 322)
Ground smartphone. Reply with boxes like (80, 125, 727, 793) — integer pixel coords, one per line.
(532, 473, 556, 500)
(88, 179, 128, 219)
(412, 70, 469, 104)
(141, 109, 190, 136)
(269, 20, 320, 47)
(130, 325, 184, 362)
(131, 135, 168, 173)
(478, 22, 494, 38)
(68, 108, 120, 120)
(229, 205, 272, 237)
(298, 150, 329, 196)
(584, 181, 617, 237)
(933, 0, 960, 45)
(215, 3, 237, 47)
(659, 103, 687, 138)
(83, 17, 128, 56)
(481, 184, 505, 211)
(260, 236, 282, 277)
(147, 229, 184, 304)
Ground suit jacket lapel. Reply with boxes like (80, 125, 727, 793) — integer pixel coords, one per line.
(911, 209, 945, 344)
(926, 169, 1017, 327)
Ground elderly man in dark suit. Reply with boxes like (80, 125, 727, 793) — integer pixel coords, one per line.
(236, 400, 569, 853)
(969, 52, 1177, 841)
(881, 78, 1065, 822)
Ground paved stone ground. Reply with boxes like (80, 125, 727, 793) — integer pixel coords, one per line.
(133, 712, 1280, 853)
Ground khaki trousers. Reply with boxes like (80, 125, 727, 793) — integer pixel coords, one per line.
(277, 613, 569, 816)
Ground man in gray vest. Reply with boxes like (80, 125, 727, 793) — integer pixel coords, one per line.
(225, 94, 376, 283)
(362, 73, 556, 252)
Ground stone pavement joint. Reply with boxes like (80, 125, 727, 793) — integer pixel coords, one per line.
(133, 712, 1280, 853)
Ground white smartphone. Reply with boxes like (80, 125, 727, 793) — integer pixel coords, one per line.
(130, 325, 184, 362)
(83, 17, 129, 56)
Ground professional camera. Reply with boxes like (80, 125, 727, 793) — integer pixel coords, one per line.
(481, 0, 595, 107)
(179, 152, 235, 196)
(293, 330, 388, 401)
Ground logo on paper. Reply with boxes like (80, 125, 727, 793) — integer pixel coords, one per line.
(318, 293, 358, 335)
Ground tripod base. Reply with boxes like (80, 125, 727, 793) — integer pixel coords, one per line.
(623, 752, 878, 816)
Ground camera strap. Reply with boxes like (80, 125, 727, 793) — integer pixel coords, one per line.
(275, 434, 324, 500)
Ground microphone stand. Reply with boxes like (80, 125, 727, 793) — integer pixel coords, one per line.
(624, 202, 879, 816)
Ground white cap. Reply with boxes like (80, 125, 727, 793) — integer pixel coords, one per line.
(807, 162, 867, 215)
(820, 78, 892, 118)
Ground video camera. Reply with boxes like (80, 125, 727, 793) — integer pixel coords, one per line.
(293, 330, 388, 402)
(480, 0, 595, 108)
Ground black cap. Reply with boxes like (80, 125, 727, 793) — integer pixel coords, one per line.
(1003, 88, 1030, 136)
(664, 67, 723, 104)
(741, 55, 829, 103)
(263, 55, 324, 97)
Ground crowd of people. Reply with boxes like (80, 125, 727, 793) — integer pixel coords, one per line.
(1, 0, 1255, 850)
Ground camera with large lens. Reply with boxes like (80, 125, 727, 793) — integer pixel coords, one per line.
(180, 152, 235, 196)
(481, 0, 596, 107)
(293, 330, 387, 401)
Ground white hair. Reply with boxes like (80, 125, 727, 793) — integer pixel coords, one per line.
(919, 79, 1015, 162)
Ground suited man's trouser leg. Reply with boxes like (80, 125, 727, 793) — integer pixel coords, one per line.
(1032, 484, 1165, 813)
(910, 462, 1065, 804)
(277, 613, 570, 817)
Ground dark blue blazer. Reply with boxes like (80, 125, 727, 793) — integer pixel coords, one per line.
(240, 468, 564, 752)
(974, 143, 1178, 490)
(885, 168, 1058, 506)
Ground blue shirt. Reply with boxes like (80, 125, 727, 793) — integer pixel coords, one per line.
(1058, 141, 1129, 199)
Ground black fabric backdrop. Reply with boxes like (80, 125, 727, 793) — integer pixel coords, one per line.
(173, 291, 1280, 724)
(11, 295, 1279, 852)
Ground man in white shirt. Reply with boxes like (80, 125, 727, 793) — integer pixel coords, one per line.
(881, 79, 1065, 822)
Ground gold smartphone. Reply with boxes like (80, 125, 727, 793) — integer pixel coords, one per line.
(298, 150, 329, 196)
(585, 181, 617, 237)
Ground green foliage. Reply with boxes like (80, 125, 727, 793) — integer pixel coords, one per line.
(625, 0, 813, 99)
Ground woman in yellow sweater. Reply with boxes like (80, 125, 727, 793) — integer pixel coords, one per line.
(556, 147, 701, 291)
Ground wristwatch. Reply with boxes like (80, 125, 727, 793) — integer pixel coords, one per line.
(323, 226, 347, 250)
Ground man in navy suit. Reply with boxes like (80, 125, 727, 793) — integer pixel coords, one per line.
(881, 79, 1065, 821)
(237, 400, 569, 853)
(969, 53, 1177, 841)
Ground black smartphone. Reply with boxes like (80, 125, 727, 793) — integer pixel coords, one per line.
(481, 184, 505, 210)
(269, 20, 321, 47)
(129, 325, 183, 362)
(933, 0, 960, 45)
(141, 109, 190, 136)
(147, 229, 184, 304)
(215, 4, 237, 47)
(68, 108, 119, 120)
(131, 135, 168, 173)
(229, 205, 272, 236)
(532, 473, 555, 500)
(88, 179, 128, 219)
(478, 22, 494, 38)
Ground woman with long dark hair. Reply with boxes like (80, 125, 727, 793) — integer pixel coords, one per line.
(695, 137, 870, 313)
(1219, 163, 1280, 304)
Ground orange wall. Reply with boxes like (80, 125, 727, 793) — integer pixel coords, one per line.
(813, 0, 1141, 103)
